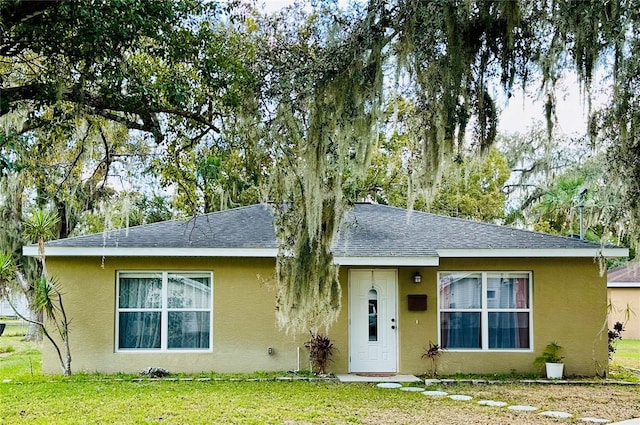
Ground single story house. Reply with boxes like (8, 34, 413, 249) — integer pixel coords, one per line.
(608, 264, 640, 339)
(0, 291, 29, 319)
(24, 202, 628, 376)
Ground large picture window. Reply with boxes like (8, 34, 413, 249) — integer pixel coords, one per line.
(439, 272, 531, 351)
(117, 271, 212, 351)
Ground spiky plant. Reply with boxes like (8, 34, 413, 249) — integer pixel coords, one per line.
(23, 209, 59, 277)
(305, 332, 337, 375)
(0, 252, 16, 304)
(422, 341, 444, 376)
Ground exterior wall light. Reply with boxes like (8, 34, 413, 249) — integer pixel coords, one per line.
(413, 272, 422, 284)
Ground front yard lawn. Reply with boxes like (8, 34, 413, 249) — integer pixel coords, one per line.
(613, 339, 640, 368)
(1, 335, 640, 424)
(2, 378, 640, 424)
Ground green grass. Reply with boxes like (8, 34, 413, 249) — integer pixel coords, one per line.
(0, 345, 15, 354)
(0, 335, 42, 380)
(1, 318, 29, 337)
(0, 320, 37, 379)
(615, 339, 640, 361)
(2, 380, 420, 424)
(1, 336, 640, 424)
(2, 376, 640, 424)
(611, 339, 640, 376)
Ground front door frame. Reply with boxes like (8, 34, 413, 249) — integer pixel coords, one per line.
(348, 268, 399, 373)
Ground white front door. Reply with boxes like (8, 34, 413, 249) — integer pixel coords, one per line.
(349, 269, 398, 373)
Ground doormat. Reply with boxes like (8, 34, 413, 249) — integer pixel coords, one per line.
(355, 373, 396, 377)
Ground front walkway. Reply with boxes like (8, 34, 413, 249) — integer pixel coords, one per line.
(368, 377, 640, 424)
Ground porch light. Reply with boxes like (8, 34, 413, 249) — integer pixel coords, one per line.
(413, 272, 422, 284)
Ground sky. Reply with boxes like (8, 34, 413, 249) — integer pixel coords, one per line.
(258, 0, 597, 137)
(497, 76, 592, 136)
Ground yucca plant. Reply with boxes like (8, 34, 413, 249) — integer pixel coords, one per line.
(19, 209, 72, 375)
(23, 209, 59, 277)
(305, 331, 336, 375)
(35, 275, 72, 376)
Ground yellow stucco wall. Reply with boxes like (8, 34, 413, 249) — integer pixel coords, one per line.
(327, 258, 607, 377)
(608, 288, 640, 339)
(45, 256, 308, 374)
(395, 258, 609, 377)
(45, 256, 608, 376)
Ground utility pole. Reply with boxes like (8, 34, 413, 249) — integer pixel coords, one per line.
(578, 187, 587, 240)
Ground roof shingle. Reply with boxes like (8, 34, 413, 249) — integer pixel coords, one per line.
(37, 202, 617, 259)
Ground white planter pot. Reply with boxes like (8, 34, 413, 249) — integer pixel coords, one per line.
(545, 362, 564, 379)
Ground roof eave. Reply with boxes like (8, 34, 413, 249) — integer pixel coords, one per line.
(23, 246, 279, 258)
(333, 256, 440, 266)
(24, 246, 629, 261)
(607, 282, 640, 288)
(437, 247, 629, 258)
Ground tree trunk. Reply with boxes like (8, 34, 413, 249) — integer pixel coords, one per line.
(62, 335, 72, 376)
(17, 272, 42, 342)
(23, 309, 43, 342)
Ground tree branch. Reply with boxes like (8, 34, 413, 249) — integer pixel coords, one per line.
(0, 1, 59, 29)
(1, 83, 222, 142)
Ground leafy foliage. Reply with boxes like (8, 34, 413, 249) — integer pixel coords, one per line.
(20, 208, 72, 375)
(534, 341, 564, 368)
(0, 0, 229, 141)
(609, 321, 625, 360)
(0, 252, 16, 283)
(422, 341, 444, 377)
(430, 148, 510, 221)
(264, 3, 385, 334)
(305, 331, 336, 375)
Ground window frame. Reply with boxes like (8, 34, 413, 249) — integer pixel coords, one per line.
(115, 270, 214, 353)
(437, 271, 533, 353)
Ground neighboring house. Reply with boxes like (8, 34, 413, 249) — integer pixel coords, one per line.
(0, 292, 29, 319)
(23, 203, 628, 376)
(608, 264, 640, 339)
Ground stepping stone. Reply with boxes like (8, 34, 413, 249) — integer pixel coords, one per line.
(581, 419, 611, 423)
(422, 390, 448, 396)
(478, 400, 508, 407)
(399, 387, 425, 392)
(376, 382, 402, 389)
(508, 405, 538, 412)
(541, 411, 572, 418)
(449, 395, 473, 401)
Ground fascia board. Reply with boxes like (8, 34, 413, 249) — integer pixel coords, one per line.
(333, 256, 440, 266)
(437, 247, 629, 258)
(23, 246, 279, 258)
(607, 282, 640, 288)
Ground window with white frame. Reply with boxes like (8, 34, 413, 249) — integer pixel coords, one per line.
(439, 272, 531, 350)
(117, 271, 212, 351)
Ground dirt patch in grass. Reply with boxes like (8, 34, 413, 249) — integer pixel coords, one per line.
(357, 383, 640, 424)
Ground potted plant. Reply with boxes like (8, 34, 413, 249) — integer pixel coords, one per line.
(534, 341, 564, 379)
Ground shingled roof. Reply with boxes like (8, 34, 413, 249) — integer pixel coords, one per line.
(24, 202, 627, 264)
(607, 263, 640, 287)
(45, 203, 278, 250)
